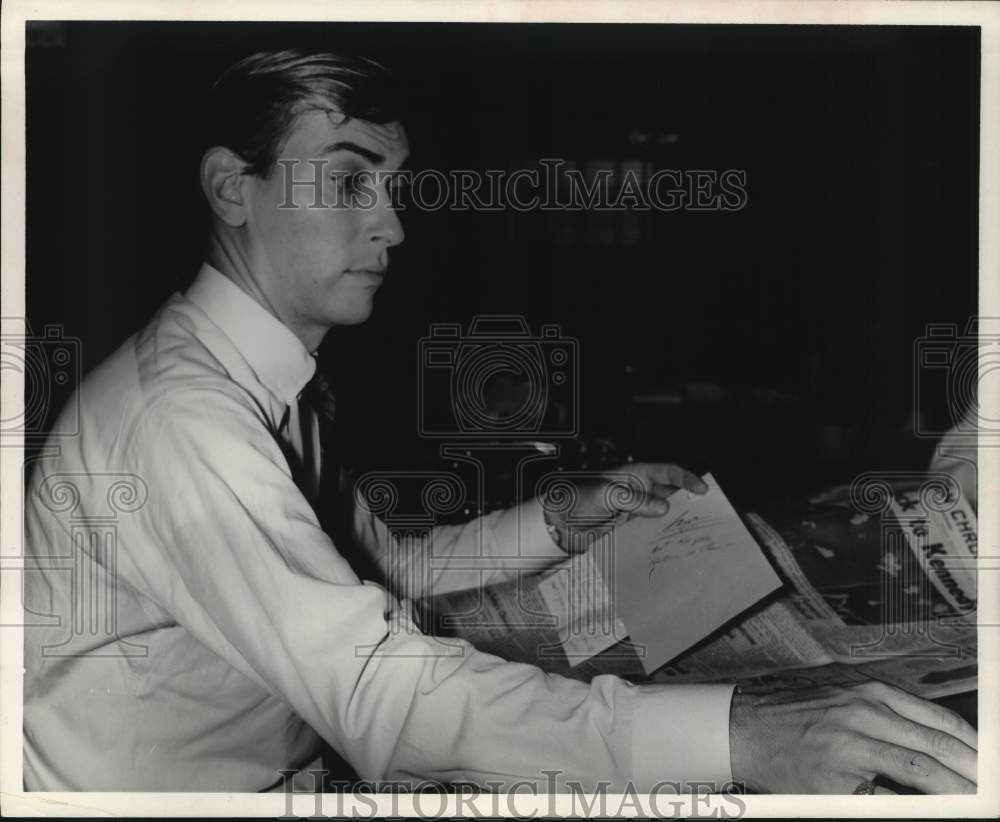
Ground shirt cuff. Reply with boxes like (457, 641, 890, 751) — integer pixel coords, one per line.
(629, 682, 737, 793)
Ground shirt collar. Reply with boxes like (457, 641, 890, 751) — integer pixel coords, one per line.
(185, 263, 317, 406)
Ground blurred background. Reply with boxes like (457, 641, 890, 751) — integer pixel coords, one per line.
(25, 21, 980, 510)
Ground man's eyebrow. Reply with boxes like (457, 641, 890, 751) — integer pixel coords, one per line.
(318, 141, 386, 165)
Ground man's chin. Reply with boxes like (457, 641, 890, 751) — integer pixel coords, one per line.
(327, 302, 375, 327)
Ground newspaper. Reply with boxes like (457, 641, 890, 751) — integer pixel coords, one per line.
(417, 479, 978, 698)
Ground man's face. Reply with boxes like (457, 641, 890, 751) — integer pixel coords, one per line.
(243, 109, 408, 342)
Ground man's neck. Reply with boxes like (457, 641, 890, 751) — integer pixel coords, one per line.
(205, 233, 326, 353)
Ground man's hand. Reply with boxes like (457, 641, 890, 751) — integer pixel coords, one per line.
(541, 462, 707, 553)
(729, 680, 977, 793)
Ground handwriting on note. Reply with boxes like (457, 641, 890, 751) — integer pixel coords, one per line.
(648, 513, 732, 578)
(613, 473, 783, 673)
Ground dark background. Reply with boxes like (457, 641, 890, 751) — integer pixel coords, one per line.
(25, 22, 980, 508)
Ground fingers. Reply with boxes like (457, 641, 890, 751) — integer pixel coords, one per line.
(621, 464, 705, 500)
(866, 742, 975, 794)
(867, 681, 977, 751)
(651, 482, 681, 498)
(852, 681, 977, 786)
(845, 682, 978, 791)
(891, 724, 977, 784)
(627, 483, 685, 517)
(850, 700, 977, 785)
(630, 488, 670, 517)
(647, 463, 707, 495)
(598, 464, 707, 519)
(685, 472, 709, 495)
(601, 470, 666, 518)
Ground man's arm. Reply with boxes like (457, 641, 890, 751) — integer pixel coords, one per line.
(346, 486, 568, 598)
(347, 461, 710, 599)
(121, 386, 734, 791)
(123, 387, 976, 793)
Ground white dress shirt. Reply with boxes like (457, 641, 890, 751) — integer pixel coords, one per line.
(23, 263, 735, 792)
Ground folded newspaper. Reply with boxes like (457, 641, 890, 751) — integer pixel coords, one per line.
(416, 474, 978, 699)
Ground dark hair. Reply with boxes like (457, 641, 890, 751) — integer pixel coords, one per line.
(205, 49, 398, 177)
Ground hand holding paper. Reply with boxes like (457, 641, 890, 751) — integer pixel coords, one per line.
(612, 473, 782, 673)
(541, 462, 709, 553)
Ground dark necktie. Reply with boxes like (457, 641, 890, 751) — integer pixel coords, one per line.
(303, 369, 384, 581)
(302, 369, 358, 553)
(300, 369, 368, 785)
(301, 368, 339, 503)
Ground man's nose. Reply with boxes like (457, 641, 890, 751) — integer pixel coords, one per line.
(369, 196, 404, 248)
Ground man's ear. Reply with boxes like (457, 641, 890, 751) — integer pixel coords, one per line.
(200, 147, 250, 227)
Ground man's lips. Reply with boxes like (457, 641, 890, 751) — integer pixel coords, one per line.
(346, 268, 387, 282)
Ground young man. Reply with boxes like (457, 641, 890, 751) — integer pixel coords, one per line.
(23, 50, 977, 794)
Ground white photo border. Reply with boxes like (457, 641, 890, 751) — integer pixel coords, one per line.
(2, 1, 997, 817)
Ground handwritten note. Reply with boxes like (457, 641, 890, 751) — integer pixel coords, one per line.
(613, 473, 782, 673)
